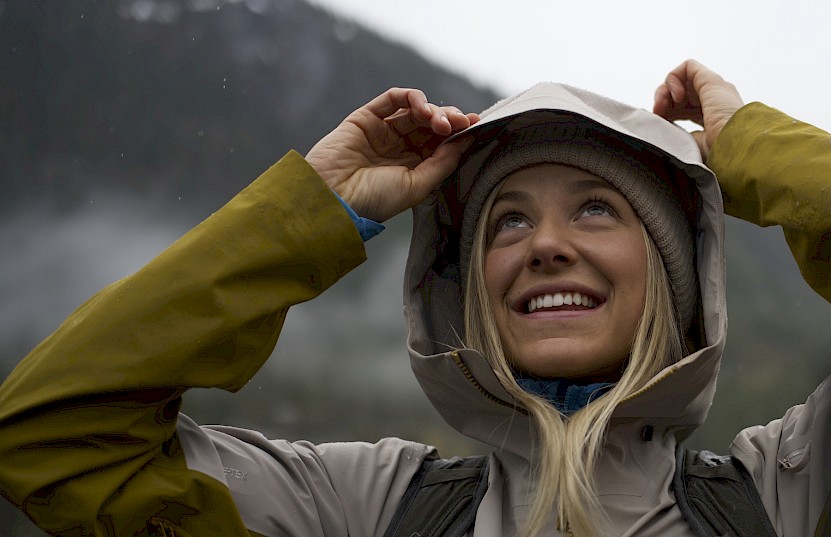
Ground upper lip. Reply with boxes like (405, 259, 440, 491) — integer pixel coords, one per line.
(512, 283, 606, 313)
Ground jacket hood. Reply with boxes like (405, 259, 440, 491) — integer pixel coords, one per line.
(403, 83, 726, 458)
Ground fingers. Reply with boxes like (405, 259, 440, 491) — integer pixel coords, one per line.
(653, 59, 745, 161)
(364, 87, 459, 134)
(309, 87, 481, 221)
(407, 136, 476, 204)
(653, 59, 709, 123)
(364, 86, 481, 128)
(655, 59, 742, 117)
(386, 102, 475, 139)
(423, 104, 479, 135)
(652, 84, 673, 117)
(664, 71, 686, 104)
(672, 59, 720, 94)
(364, 87, 431, 122)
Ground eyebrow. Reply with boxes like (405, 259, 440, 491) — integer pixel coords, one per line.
(492, 189, 534, 206)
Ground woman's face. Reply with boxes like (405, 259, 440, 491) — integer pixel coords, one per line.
(483, 163, 647, 381)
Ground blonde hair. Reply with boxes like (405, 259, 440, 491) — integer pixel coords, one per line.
(463, 181, 684, 537)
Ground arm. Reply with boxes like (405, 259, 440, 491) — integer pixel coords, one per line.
(0, 88, 476, 536)
(656, 59, 831, 535)
(708, 104, 831, 301)
(0, 153, 366, 536)
(654, 59, 831, 301)
(710, 107, 831, 533)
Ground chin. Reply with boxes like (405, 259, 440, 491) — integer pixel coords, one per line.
(510, 350, 623, 382)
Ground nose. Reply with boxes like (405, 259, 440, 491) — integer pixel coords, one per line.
(525, 220, 578, 271)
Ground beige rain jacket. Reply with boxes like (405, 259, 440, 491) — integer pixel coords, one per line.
(0, 84, 828, 536)
(406, 88, 831, 536)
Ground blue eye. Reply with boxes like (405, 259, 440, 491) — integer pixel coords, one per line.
(491, 212, 530, 236)
(501, 215, 528, 229)
(580, 199, 615, 218)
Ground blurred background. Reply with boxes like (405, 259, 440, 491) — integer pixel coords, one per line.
(2, 1, 831, 534)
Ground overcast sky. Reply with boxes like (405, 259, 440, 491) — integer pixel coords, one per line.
(307, 0, 831, 131)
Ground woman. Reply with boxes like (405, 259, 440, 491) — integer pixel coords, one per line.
(404, 66, 724, 536)
(0, 60, 828, 536)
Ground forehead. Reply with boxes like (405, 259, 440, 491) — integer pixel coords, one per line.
(493, 163, 620, 199)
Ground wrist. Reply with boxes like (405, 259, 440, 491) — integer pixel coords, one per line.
(333, 191, 385, 241)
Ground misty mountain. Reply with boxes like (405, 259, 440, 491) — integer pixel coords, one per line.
(2, 1, 830, 534)
(1, 0, 496, 213)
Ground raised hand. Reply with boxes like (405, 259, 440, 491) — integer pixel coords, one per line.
(653, 59, 744, 161)
(306, 87, 479, 223)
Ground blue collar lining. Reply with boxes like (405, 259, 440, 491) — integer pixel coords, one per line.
(514, 374, 614, 415)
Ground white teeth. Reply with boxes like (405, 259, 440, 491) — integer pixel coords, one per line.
(527, 292, 598, 312)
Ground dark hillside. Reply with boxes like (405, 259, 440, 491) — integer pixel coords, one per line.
(1, 0, 495, 214)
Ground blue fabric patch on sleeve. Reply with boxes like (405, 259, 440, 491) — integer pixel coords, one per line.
(333, 191, 385, 241)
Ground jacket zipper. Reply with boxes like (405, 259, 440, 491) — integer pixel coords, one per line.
(619, 365, 680, 404)
(451, 351, 529, 416)
(150, 519, 176, 537)
(149, 518, 194, 537)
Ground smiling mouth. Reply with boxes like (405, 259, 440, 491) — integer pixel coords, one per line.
(526, 292, 599, 313)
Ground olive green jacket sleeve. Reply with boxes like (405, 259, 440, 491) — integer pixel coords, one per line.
(709, 102, 831, 301)
(0, 151, 429, 536)
(711, 104, 831, 536)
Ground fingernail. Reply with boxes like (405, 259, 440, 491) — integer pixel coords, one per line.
(440, 115, 450, 124)
(668, 79, 681, 102)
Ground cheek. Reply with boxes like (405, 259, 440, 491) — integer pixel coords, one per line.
(483, 249, 518, 300)
(618, 238, 648, 308)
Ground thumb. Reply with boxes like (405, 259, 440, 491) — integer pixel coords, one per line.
(689, 130, 711, 162)
(408, 137, 474, 202)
